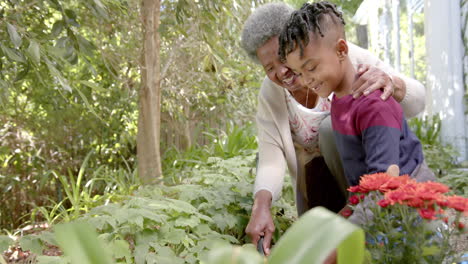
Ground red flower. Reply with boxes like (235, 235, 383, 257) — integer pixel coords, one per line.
(436, 196, 449, 207)
(407, 197, 425, 208)
(457, 222, 465, 230)
(340, 208, 353, 218)
(378, 199, 391, 208)
(418, 208, 437, 220)
(349, 195, 360, 205)
(446, 195, 468, 212)
(385, 184, 418, 205)
(348, 185, 367, 193)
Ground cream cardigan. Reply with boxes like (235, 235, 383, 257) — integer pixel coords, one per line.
(254, 43, 426, 202)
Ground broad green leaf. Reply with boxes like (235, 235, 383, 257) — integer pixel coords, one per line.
(268, 207, 364, 264)
(27, 40, 41, 65)
(54, 222, 112, 264)
(7, 23, 22, 48)
(204, 242, 263, 264)
(110, 239, 131, 261)
(159, 226, 186, 244)
(36, 256, 68, 264)
(19, 235, 44, 254)
(153, 246, 185, 264)
(0, 235, 13, 252)
(174, 215, 200, 228)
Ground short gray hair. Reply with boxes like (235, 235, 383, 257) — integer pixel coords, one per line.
(241, 3, 294, 63)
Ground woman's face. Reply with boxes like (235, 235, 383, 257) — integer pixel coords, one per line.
(256, 36, 303, 93)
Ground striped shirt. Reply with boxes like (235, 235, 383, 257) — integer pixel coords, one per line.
(331, 90, 424, 186)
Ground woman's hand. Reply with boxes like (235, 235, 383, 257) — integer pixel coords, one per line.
(352, 64, 406, 102)
(245, 190, 275, 256)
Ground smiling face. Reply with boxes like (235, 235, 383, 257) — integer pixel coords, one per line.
(256, 36, 303, 93)
(285, 33, 351, 98)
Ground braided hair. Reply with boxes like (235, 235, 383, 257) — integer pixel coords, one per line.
(279, 1, 345, 61)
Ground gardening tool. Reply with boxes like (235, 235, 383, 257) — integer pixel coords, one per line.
(257, 236, 265, 256)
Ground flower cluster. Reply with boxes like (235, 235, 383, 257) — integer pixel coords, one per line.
(344, 172, 467, 263)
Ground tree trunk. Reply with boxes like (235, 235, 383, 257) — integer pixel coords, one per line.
(137, 0, 162, 183)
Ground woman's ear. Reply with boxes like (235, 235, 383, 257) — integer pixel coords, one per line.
(336, 39, 348, 60)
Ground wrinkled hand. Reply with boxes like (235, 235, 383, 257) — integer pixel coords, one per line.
(352, 64, 395, 100)
(245, 199, 275, 256)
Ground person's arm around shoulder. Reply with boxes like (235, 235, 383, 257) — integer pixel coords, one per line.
(348, 43, 425, 118)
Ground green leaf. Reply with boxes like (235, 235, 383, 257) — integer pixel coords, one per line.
(14, 63, 29, 82)
(110, 239, 131, 261)
(422, 245, 440, 256)
(36, 256, 68, 264)
(159, 226, 186, 244)
(27, 40, 41, 65)
(203, 242, 263, 264)
(0, 235, 13, 252)
(268, 207, 365, 264)
(174, 215, 200, 228)
(76, 35, 95, 56)
(1, 44, 25, 63)
(45, 60, 72, 92)
(7, 23, 22, 48)
(51, 20, 65, 37)
(80, 80, 106, 92)
(19, 235, 44, 254)
(153, 246, 184, 264)
(54, 222, 113, 264)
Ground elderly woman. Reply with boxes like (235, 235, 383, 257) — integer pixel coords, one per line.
(240, 2, 426, 256)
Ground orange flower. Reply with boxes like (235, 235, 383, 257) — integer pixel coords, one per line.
(358, 173, 393, 192)
(446, 195, 468, 212)
(414, 190, 441, 201)
(385, 183, 418, 205)
(416, 181, 450, 194)
(379, 175, 415, 192)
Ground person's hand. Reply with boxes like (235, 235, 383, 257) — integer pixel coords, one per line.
(386, 164, 400, 177)
(352, 64, 395, 100)
(245, 190, 275, 256)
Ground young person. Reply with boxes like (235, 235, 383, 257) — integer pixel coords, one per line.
(279, 1, 435, 196)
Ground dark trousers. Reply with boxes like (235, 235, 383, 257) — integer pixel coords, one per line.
(303, 156, 347, 214)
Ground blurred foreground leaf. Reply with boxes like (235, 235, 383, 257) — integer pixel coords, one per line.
(54, 222, 112, 264)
